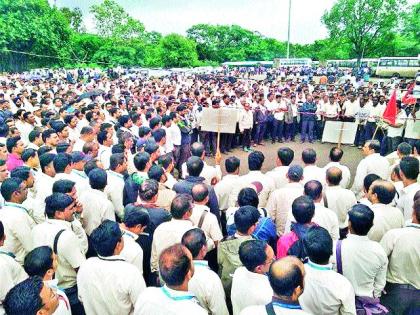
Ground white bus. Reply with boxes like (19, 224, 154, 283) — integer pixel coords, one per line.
(273, 58, 312, 68)
(375, 56, 420, 78)
(326, 58, 378, 69)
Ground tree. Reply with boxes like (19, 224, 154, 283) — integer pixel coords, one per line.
(159, 34, 198, 67)
(322, 0, 406, 62)
(90, 0, 144, 39)
(60, 7, 85, 33)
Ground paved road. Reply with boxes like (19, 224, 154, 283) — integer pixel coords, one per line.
(205, 139, 363, 186)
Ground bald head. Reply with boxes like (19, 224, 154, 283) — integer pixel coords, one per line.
(159, 244, 193, 287)
(191, 142, 205, 159)
(369, 180, 396, 205)
(268, 256, 305, 298)
(191, 183, 208, 203)
(326, 166, 342, 186)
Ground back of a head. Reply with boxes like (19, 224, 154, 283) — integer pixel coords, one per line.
(123, 204, 150, 228)
(152, 128, 166, 143)
(277, 147, 294, 166)
(186, 156, 204, 177)
(239, 239, 267, 272)
(363, 173, 381, 193)
(367, 140, 381, 153)
(84, 159, 99, 176)
(329, 147, 343, 162)
(52, 179, 75, 194)
(147, 165, 164, 182)
(90, 220, 122, 257)
(10, 166, 31, 182)
(234, 205, 260, 234)
(89, 167, 107, 190)
(21, 148, 37, 163)
(225, 156, 240, 173)
(109, 153, 125, 171)
(400, 156, 419, 180)
(53, 153, 72, 173)
(371, 179, 396, 205)
(302, 148, 316, 164)
(1, 177, 23, 202)
(133, 152, 150, 172)
(159, 244, 192, 287)
(397, 142, 412, 157)
(144, 141, 158, 155)
(181, 228, 207, 259)
(348, 204, 374, 236)
(3, 276, 45, 315)
(39, 153, 56, 173)
(237, 187, 259, 208)
(268, 257, 304, 297)
(44, 193, 73, 219)
(248, 151, 264, 171)
(304, 226, 333, 264)
(326, 166, 342, 186)
(191, 142, 205, 157)
(139, 179, 159, 201)
(287, 165, 303, 182)
(0, 220, 4, 241)
(292, 195, 315, 224)
(191, 183, 208, 203)
(414, 199, 420, 222)
(304, 180, 322, 201)
(170, 193, 193, 219)
(23, 246, 53, 278)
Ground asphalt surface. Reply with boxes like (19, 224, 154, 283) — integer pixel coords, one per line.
(205, 139, 363, 186)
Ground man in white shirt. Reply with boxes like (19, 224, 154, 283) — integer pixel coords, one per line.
(302, 148, 325, 186)
(380, 199, 420, 315)
(78, 220, 145, 315)
(78, 168, 116, 236)
(231, 240, 274, 315)
(31, 193, 87, 314)
(182, 228, 229, 315)
(332, 205, 388, 299)
(0, 177, 35, 264)
(73, 126, 95, 152)
(324, 167, 357, 238)
(299, 226, 356, 315)
(266, 147, 294, 189)
(214, 156, 240, 210)
(97, 130, 113, 169)
(352, 140, 390, 199)
(396, 156, 420, 220)
(342, 94, 360, 121)
(134, 244, 207, 315)
(105, 153, 127, 220)
(69, 152, 90, 196)
(150, 194, 194, 272)
(240, 256, 311, 315)
(366, 179, 404, 242)
(231, 151, 275, 208)
(383, 105, 407, 154)
(181, 142, 222, 185)
(35, 153, 56, 208)
(323, 147, 351, 189)
(266, 165, 304, 235)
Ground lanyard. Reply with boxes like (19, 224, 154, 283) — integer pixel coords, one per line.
(161, 286, 195, 301)
(4, 202, 29, 214)
(0, 250, 16, 259)
(307, 261, 332, 271)
(272, 302, 302, 310)
(193, 261, 208, 268)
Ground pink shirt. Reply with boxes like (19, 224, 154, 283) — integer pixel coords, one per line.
(277, 231, 299, 258)
(6, 153, 24, 171)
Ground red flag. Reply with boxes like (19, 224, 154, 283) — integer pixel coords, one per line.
(383, 90, 397, 125)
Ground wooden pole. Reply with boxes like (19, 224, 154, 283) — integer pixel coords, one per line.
(337, 121, 345, 148)
(371, 125, 380, 140)
(216, 108, 222, 154)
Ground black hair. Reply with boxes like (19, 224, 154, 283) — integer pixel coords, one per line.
(21, 148, 37, 163)
(363, 173, 381, 192)
(3, 276, 44, 315)
(28, 130, 41, 143)
(348, 204, 374, 235)
(97, 130, 109, 145)
(149, 116, 161, 129)
(234, 205, 260, 234)
(44, 193, 73, 219)
(111, 144, 125, 154)
(144, 141, 159, 155)
(139, 179, 159, 201)
(268, 261, 303, 297)
(152, 128, 166, 143)
(52, 179, 75, 194)
(304, 180, 323, 201)
(147, 165, 164, 182)
(41, 129, 57, 143)
(186, 156, 204, 177)
(90, 220, 122, 257)
(191, 183, 208, 203)
(303, 226, 333, 264)
(239, 239, 268, 272)
(367, 140, 381, 153)
(109, 153, 125, 171)
(225, 156, 240, 173)
(237, 187, 259, 207)
(159, 244, 191, 286)
(0, 177, 23, 201)
(371, 180, 396, 204)
(89, 168, 107, 190)
(181, 228, 207, 258)
(23, 246, 53, 278)
(329, 147, 343, 162)
(158, 154, 173, 169)
(123, 204, 150, 228)
(10, 166, 31, 181)
(191, 142, 205, 157)
(39, 153, 56, 173)
(53, 153, 72, 173)
(292, 196, 315, 224)
(6, 136, 21, 153)
(248, 151, 264, 171)
(302, 148, 316, 164)
(326, 167, 342, 186)
(84, 159, 99, 176)
(133, 152, 150, 171)
(138, 126, 151, 138)
(277, 147, 294, 166)
(397, 142, 412, 157)
(37, 146, 53, 157)
(0, 220, 4, 240)
(399, 156, 419, 180)
(170, 193, 193, 219)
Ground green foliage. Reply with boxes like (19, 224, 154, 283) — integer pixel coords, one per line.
(159, 34, 199, 68)
(60, 7, 85, 33)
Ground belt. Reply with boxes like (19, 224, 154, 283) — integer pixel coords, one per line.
(386, 282, 419, 291)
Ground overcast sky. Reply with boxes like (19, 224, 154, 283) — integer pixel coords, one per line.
(51, 0, 413, 44)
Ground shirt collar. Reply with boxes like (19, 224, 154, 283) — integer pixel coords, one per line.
(406, 222, 420, 229)
(47, 218, 73, 229)
(193, 260, 209, 268)
(161, 285, 196, 301)
(72, 169, 87, 179)
(346, 233, 369, 241)
(97, 254, 126, 262)
(3, 202, 28, 213)
(108, 170, 124, 180)
(307, 259, 332, 271)
(122, 229, 139, 241)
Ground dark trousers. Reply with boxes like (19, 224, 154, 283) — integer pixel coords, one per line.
(315, 120, 324, 140)
(355, 124, 366, 146)
(272, 119, 285, 141)
(178, 143, 191, 176)
(381, 282, 420, 315)
(365, 122, 377, 140)
(64, 285, 85, 315)
(382, 136, 402, 155)
(253, 122, 266, 144)
(285, 118, 297, 140)
(191, 128, 199, 143)
(242, 129, 251, 148)
(301, 119, 315, 142)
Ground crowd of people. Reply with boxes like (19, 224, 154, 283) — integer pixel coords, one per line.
(0, 67, 419, 315)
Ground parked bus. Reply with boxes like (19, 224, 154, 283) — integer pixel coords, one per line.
(222, 61, 274, 69)
(273, 58, 312, 68)
(326, 58, 378, 69)
(375, 56, 420, 78)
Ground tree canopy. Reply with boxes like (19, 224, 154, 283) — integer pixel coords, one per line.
(0, 0, 418, 72)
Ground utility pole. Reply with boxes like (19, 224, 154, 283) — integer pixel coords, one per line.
(287, 0, 291, 59)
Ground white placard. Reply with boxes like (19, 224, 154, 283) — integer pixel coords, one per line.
(200, 107, 238, 134)
(322, 121, 358, 144)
